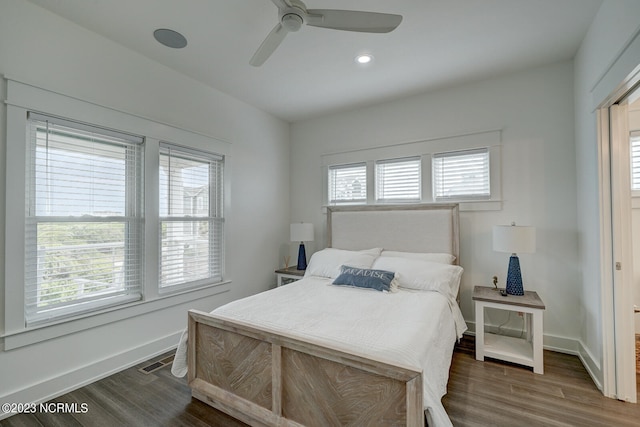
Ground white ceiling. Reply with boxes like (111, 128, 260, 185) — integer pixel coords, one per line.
(26, 0, 603, 122)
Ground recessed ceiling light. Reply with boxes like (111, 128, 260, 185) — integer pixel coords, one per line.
(154, 29, 187, 49)
(355, 54, 373, 64)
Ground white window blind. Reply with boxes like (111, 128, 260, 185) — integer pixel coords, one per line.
(432, 148, 490, 200)
(328, 163, 367, 204)
(632, 133, 640, 191)
(375, 157, 421, 202)
(25, 112, 144, 325)
(159, 144, 224, 289)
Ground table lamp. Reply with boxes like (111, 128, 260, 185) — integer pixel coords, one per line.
(493, 222, 536, 295)
(290, 222, 314, 270)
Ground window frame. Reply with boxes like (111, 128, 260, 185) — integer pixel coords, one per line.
(375, 156, 422, 203)
(4, 78, 231, 349)
(158, 143, 225, 293)
(23, 112, 145, 326)
(432, 147, 491, 201)
(327, 162, 368, 205)
(631, 131, 640, 194)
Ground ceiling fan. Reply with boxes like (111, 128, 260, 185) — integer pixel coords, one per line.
(250, 0, 402, 66)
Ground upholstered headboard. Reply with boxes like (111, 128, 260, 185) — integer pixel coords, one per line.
(327, 204, 460, 264)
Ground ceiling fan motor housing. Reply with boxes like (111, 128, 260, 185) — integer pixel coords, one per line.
(281, 13, 303, 32)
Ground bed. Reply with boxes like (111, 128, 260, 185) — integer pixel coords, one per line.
(172, 204, 466, 426)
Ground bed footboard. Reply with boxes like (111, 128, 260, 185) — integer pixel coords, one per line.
(187, 309, 424, 427)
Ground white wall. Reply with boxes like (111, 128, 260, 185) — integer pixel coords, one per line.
(574, 0, 640, 387)
(291, 61, 580, 351)
(0, 0, 289, 408)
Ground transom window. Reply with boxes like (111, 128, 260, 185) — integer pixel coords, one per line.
(375, 157, 421, 202)
(328, 163, 367, 204)
(432, 148, 490, 200)
(325, 142, 497, 207)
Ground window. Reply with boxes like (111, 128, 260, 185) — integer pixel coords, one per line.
(375, 157, 421, 202)
(632, 133, 640, 191)
(5, 79, 231, 347)
(321, 130, 500, 210)
(328, 163, 367, 204)
(24, 113, 144, 325)
(432, 148, 490, 200)
(159, 144, 224, 290)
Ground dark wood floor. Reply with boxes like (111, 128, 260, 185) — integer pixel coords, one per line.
(2, 336, 640, 426)
(444, 336, 640, 426)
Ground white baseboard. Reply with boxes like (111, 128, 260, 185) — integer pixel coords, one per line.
(577, 339, 603, 392)
(0, 330, 182, 421)
(465, 320, 603, 391)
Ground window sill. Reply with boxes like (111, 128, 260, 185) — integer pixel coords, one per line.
(458, 200, 502, 211)
(322, 200, 502, 214)
(1, 280, 231, 351)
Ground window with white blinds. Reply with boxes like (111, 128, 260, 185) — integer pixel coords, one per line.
(375, 157, 421, 202)
(328, 163, 367, 204)
(432, 148, 490, 200)
(159, 144, 224, 290)
(25, 112, 144, 324)
(632, 133, 640, 191)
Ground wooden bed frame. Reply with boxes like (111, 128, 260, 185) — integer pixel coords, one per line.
(187, 204, 460, 426)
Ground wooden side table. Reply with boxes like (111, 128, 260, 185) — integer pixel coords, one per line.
(275, 266, 305, 287)
(472, 285, 546, 374)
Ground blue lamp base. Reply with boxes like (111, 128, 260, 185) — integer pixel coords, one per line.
(505, 254, 525, 295)
(296, 243, 307, 270)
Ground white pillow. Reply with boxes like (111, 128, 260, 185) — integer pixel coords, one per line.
(381, 250, 456, 265)
(372, 256, 463, 299)
(304, 248, 381, 279)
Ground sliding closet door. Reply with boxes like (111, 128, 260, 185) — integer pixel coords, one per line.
(609, 102, 637, 403)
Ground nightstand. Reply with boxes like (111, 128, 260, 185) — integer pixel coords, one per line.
(473, 285, 546, 374)
(275, 266, 305, 287)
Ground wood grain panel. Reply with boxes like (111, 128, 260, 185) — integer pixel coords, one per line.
(281, 348, 407, 426)
(187, 310, 423, 426)
(472, 286, 545, 309)
(195, 322, 272, 409)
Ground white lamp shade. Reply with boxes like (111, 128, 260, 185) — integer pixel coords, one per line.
(290, 223, 314, 242)
(493, 224, 535, 254)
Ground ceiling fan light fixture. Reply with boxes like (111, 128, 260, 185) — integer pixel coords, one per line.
(355, 53, 373, 65)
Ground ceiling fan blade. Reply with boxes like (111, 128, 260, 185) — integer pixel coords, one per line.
(270, 0, 291, 9)
(306, 10, 402, 33)
(250, 23, 288, 67)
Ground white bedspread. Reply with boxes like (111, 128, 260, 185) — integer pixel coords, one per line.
(172, 277, 466, 427)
